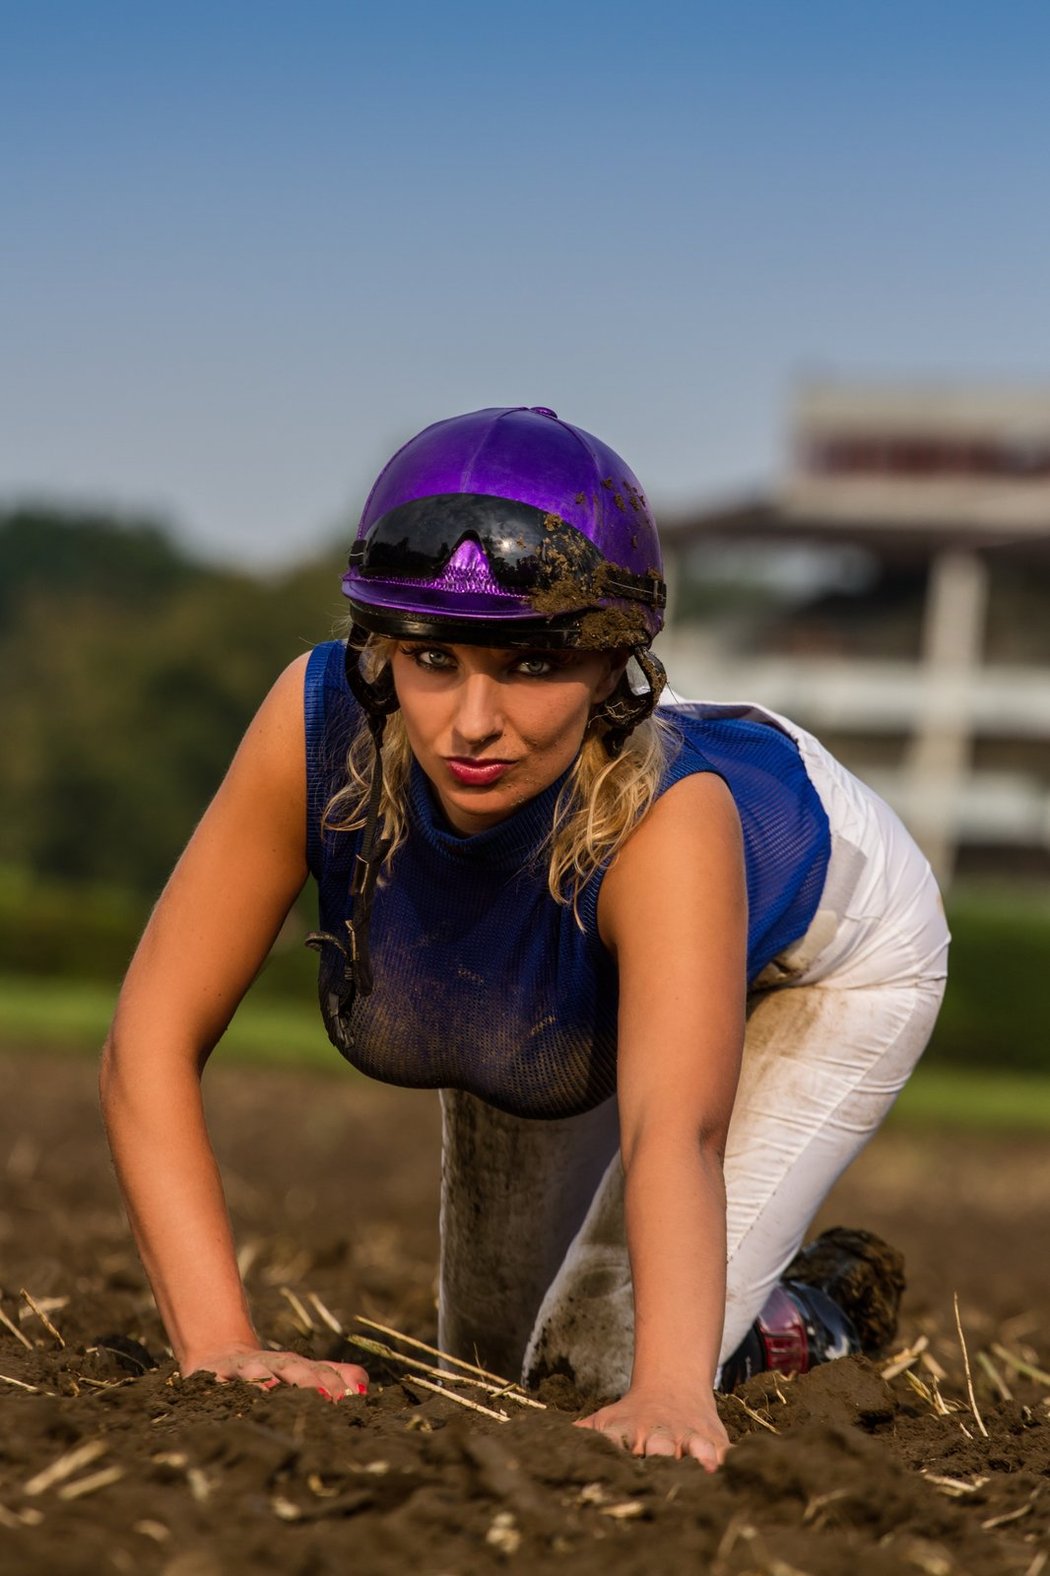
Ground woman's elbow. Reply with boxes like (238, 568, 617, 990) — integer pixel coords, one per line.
(99, 1020, 135, 1124)
(98, 1013, 204, 1127)
(621, 1112, 730, 1174)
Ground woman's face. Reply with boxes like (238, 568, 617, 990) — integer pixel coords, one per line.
(390, 641, 623, 834)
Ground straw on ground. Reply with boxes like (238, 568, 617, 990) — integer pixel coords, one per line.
(953, 1293, 988, 1439)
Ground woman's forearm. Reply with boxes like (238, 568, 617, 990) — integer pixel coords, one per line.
(92, 656, 373, 1393)
(100, 1036, 258, 1367)
(623, 1134, 728, 1391)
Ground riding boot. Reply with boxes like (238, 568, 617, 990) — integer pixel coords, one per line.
(719, 1227, 905, 1392)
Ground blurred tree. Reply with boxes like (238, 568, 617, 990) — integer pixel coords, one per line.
(0, 508, 204, 631)
(0, 508, 346, 896)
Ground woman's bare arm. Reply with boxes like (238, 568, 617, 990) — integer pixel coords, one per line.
(577, 770, 747, 1467)
(99, 653, 367, 1397)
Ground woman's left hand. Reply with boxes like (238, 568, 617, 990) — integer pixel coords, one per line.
(575, 1383, 730, 1471)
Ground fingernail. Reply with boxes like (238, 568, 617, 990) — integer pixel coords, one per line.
(357, 1383, 368, 1395)
(316, 1387, 332, 1399)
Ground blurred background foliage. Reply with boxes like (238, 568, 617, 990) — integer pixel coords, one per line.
(0, 506, 339, 1019)
(1, 508, 1046, 1085)
(1, 507, 345, 892)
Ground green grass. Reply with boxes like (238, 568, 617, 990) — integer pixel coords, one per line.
(924, 880, 1050, 1074)
(891, 1065, 1050, 1130)
(0, 972, 333, 1068)
(3, 969, 1050, 1128)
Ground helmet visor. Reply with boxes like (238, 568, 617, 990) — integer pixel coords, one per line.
(348, 494, 664, 607)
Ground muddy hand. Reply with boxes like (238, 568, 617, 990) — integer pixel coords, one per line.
(181, 1345, 369, 1399)
(575, 1384, 729, 1471)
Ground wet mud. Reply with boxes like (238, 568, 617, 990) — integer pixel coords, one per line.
(0, 1049, 1048, 1575)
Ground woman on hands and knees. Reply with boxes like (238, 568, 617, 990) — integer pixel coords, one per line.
(101, 407, 948, 1466)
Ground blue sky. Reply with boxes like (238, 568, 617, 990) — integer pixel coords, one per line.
(2, 1, 1048, 565)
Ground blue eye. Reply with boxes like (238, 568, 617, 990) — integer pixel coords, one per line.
(515, 655, 556, 677)
(404, 645, 454, 670)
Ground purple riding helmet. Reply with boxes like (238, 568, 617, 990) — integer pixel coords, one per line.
(342, 405, 668, 751)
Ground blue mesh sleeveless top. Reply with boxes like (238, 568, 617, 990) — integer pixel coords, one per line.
(305, 641, 830, 1120)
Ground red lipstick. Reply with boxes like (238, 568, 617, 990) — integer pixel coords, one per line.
(445, 758, 513, 786)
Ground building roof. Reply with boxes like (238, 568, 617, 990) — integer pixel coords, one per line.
(663, 383, 1050, 563)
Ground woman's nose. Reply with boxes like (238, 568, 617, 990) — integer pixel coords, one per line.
(453, 673, 503, 746)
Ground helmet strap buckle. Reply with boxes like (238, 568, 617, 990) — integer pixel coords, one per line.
(590, 647, 667, 758)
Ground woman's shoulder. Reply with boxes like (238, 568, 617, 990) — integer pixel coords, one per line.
(655, 697, 817, 799)
(597, 768, 743, 951)
(646, 695, 830, 871)
(305, 638, 351, 704)
(659, 696, 803, 753)
(304, 639, 361, 745)
(244, 645, 352, 766)
(302, 641, 364, 855)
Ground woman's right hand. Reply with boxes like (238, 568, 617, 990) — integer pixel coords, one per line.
(181, 1344, 369, 1400)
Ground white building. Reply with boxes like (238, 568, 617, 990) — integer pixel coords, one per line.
(659, 384, 1050, 886)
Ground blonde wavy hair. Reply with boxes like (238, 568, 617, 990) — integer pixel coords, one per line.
(323, 635, 679, 914)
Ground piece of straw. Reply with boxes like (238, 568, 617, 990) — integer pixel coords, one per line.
(928, 1375, 955, 1418)
(725, 1392, 778, 1435)
(354, 1315, 512, 1388)
(346, 1334, 544, 1409)
(0, 1306, 33, 1351)
(981, 1501, 1034, 1531)
(599, 1500, 646, 1520)
(903, 1369, 935, 1407)
(57, 1466, 125, 1501)
(306, 1292, 345, 1337)
(24, 1440, 108, 1497)
(921, 1472, 981, 1497)
(976, 1350, 1013, 1403)
(881, 1335, 929, 1381)
(0, 1504, 43, 1530)
(953, 1294, 988, 1439)
(278, 1287, 316, 1334)
(991, 1343, 1050, 1387)
(921, 1349, 948, 1381)
(803, 1487, 850, 1524)
(0, 1373, 54, 1396)
(405, 1374, 509, 1422)
(19, 1290, 64, 1348)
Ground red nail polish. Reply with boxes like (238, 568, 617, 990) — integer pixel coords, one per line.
(357, 1384, 368, 1395)
(316, 1387, 331, 1399)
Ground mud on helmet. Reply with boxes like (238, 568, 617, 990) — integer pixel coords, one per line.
(315, 408, 668, 1033)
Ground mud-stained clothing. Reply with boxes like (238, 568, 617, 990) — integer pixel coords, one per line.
(304, 639, 831, 1120)
(302, 640, 949, 1389)
(437, 705, 949, 1390)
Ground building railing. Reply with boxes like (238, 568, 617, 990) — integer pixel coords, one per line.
(657, 632, 1050, 855)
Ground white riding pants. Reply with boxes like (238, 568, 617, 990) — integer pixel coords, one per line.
(437, 712, 950, 1394)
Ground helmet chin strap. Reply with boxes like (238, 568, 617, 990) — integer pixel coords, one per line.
(342, 632, 399, 1003)
(306, 633, 398, 1040)
(590, 647, 667, 757)
(341, 704, 393, 998)
(343, 624, 399, 719)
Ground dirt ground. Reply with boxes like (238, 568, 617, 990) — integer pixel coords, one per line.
(0, 1049, 1047, 1576)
